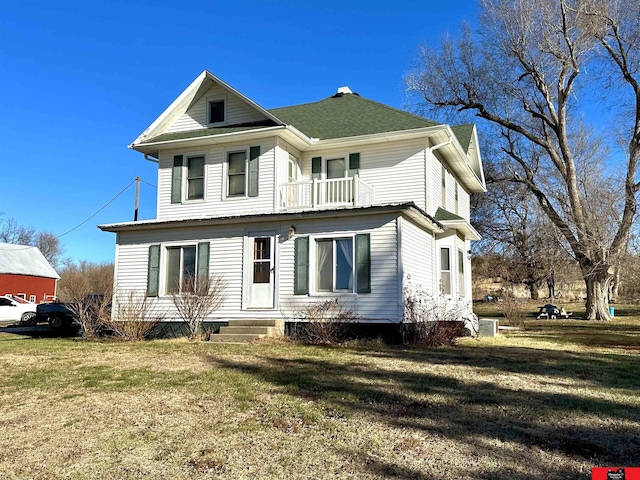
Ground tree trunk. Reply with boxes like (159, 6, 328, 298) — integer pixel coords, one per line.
(584, 271, 613, 321)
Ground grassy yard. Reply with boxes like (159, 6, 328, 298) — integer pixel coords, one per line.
(1, 315, 639, 479)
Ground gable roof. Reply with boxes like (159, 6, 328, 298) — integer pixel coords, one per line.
(450, 124, 474, 153)
(0, 243, 60, 279)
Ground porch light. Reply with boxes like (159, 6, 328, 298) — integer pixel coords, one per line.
(288, 225, 296, 239)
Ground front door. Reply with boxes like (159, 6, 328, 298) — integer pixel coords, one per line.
(246, 234, 276, 309)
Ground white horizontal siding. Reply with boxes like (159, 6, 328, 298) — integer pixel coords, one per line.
(166, 84, 269, 134)
(458, 186, 470, 222)
(114, 213, 401, 323)
(298, 139, 428, 211)
(156, 138, 276, 220)
(401, 217, 436, 297)
(278, 214, 400, 322)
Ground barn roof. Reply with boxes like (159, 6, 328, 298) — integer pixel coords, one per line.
(0, 243, 60, 279)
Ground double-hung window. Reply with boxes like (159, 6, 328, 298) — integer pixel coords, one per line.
(226, 146, 260, 198)
(187, 156, 205, 200)
(171, 154, 206, 203)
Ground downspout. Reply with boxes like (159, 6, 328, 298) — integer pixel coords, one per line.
(425, 131, 453, 213)
(144, 154, 159, 163)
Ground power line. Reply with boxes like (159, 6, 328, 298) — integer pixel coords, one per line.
(56, 178, 137, 239)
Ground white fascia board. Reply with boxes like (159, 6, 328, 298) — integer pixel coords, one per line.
(439, 126, 486, 193)
(304, 125, 448, 151)
(129, 70, 287, 149)
(130, 71, 209, 147)
(439, 219, 482, 241)
(131, 126, 288, 150)
(204, 71, 285, 126)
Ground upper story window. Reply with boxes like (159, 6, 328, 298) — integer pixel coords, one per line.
(171, 153, 206, 204)
(187, 156, 205, 200)
(311, 153, 360, 180)
(227, 150, 247, 196)
(441, 164, 447, 208)
(225, 146, 261, 198)
(207, 97, 226, 125)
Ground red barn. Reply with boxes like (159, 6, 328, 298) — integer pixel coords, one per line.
(0, 243, 59, 303)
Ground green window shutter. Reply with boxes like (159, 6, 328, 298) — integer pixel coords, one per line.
(171, 155, 183, 204)
(294, 236, 309, 295)
(349, 152, 360, 176)
(147, 244, 161, 297)
(248, 146, 260, 197)
(355, 233, 371, 293)
(311, 157, 322, 180)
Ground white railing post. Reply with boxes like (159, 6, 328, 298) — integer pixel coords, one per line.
(353, 174, 360, 206)
(312, 178, 318, 208)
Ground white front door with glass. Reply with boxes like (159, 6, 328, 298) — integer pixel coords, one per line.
(245, 234, 276, 308)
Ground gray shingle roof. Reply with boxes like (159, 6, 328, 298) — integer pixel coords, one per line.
(269, 93, 441, 140)
(0, 243, 60, 279)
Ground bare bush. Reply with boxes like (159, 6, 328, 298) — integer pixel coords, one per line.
(403, 279, 470, 347)
(292, 298, 358, 344)
(106, 289, 163, 341)
(171, 274, 226, 341)
(66, 293, 112, 340)
(499, 295, 527, 329)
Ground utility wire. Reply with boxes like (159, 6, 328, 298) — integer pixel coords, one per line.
(0, 177, 153, 251)
(56, 179, 137, 239)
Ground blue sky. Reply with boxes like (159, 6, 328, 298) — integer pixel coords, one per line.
(0, 0, 477, 265)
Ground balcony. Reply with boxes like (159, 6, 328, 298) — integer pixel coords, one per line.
(279, 175, 375, 211)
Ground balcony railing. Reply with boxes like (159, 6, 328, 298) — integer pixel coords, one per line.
(280, 175, 375, 210)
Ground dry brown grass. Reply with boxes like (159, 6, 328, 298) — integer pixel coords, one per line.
(1, 317, 639, 479)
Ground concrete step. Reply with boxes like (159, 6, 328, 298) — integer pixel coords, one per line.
(219, 326, 280, 336)
(209, 333, 266, 343)
(229, 319, 284, 329)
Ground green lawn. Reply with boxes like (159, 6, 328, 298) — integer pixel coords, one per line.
(1, 316, 639, 479)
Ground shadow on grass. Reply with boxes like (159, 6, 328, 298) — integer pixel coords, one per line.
(0, 324, 81, 339)
(210, 344, 640, 479)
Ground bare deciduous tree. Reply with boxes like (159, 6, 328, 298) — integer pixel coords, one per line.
(170, 274, 227, 341)
(57, 261, 114, 302)
(406, 0, 640, 319)
(0, 214, 63, 268)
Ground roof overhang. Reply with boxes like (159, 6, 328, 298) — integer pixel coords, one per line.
(438, 219, 482, 241)
(98, 202, 443, 234)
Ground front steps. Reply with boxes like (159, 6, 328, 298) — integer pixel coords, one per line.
(209, 319, 284, 343)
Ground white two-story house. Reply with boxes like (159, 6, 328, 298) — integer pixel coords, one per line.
(99, 70, 485, 335)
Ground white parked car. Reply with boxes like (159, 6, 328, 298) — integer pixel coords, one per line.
(0, 296, 37, 326)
